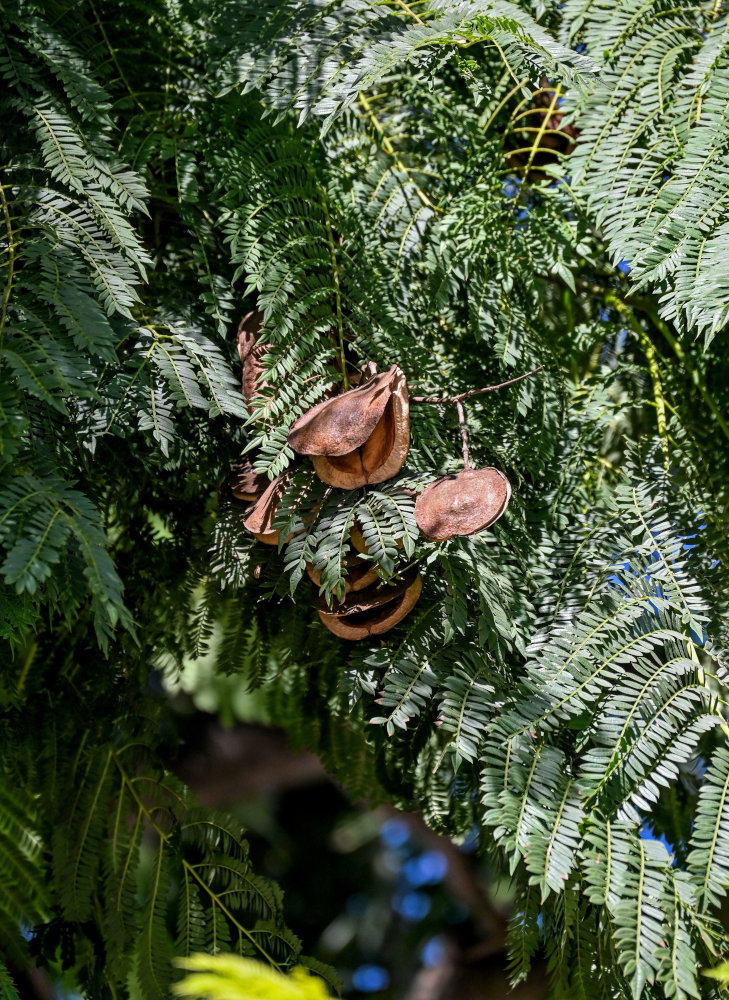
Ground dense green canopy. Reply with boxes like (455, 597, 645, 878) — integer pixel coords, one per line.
(2, 1, 729, 997)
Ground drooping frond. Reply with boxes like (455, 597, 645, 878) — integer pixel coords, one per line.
(46, 736, 303, 997)
(563, 1, 729, 344)
(216, 0, 597, 132)
(687, 746, 729, 912)
(0, 781, 47, 964)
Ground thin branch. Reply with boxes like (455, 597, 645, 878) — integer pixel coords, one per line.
(522, 86, 563, 180)
(391, 0, 426, 25)
(478, 75, 530, 134)
(412, 365, 544, 404)
(604, 293, 669, 470)
(455, 400, 470, 469)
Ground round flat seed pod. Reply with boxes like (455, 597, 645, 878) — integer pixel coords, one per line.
(289, 366, 410, 490)
(228, 456, 269, 502)
(243, 472, 290, 545)
(306, 549, 379, 594)
(316, 568, 422, 640)
(414, 468, 511, 541)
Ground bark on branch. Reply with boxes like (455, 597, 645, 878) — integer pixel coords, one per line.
(411, 365, 544, 405)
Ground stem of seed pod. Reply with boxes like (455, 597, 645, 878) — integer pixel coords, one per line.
(320, 193, 348, 389)
(411, 365, 544, 404)
(456, 399, 470, 469)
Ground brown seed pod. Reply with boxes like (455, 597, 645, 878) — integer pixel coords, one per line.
(243, 472, 291, 545)
(350, 523, 404, 556)
(228, 456, 269, 502)
(414, 468, 511, 541)
(315, 567, 423, 640)
(288, 365, 410, 490)
(306, 549, 379, 594)
(350, 524, 369, 555)
(237, 310, 270, 416)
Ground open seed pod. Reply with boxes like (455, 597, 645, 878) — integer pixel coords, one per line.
(414, 468, 511, 541)
(228, 456, 269, 502)
(315, 567, 422, 640)
(243, 471, 291, 545)
(288, 365, 409, 490)
(237, 310, 271, 416)
(306, 548, 379, 595)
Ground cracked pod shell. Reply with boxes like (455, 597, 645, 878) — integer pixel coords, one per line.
(315, 567, 422, 640)
(228, 456, 269, 502)
(243, 472, 290, 545)
(414, 468, 511, 541)
(288, 365, 409, 490)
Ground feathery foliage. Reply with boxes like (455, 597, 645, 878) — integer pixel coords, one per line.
(3, 0, 729, 998)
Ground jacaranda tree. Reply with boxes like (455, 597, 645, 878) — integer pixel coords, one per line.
(2, 1, 729, 997)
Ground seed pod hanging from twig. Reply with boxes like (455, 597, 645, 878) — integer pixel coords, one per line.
(414, 468, 511, 541)
(288, 365, 409, 490)
(315, 567, 422, 640)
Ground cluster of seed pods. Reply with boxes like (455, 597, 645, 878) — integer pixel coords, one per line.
(230, 312, 512, 640)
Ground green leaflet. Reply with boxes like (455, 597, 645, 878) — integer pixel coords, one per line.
(0, 960, 19, 1000)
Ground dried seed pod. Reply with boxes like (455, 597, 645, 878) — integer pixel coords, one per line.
(306, 549, 379, 594)
(350, 523, 403, 556)
(414, 468, 511, 541)
(315, 568, 422, 640)
(350, 524, 368, 555)
(228, 456, 269, 502)
(243, 472, 290, 545)
(237, 310, 270, 416)
(288, 365, 409, 490)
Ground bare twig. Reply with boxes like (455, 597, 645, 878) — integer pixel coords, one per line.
(456, 399, 470, 469)
(411, 365, 544, 404)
